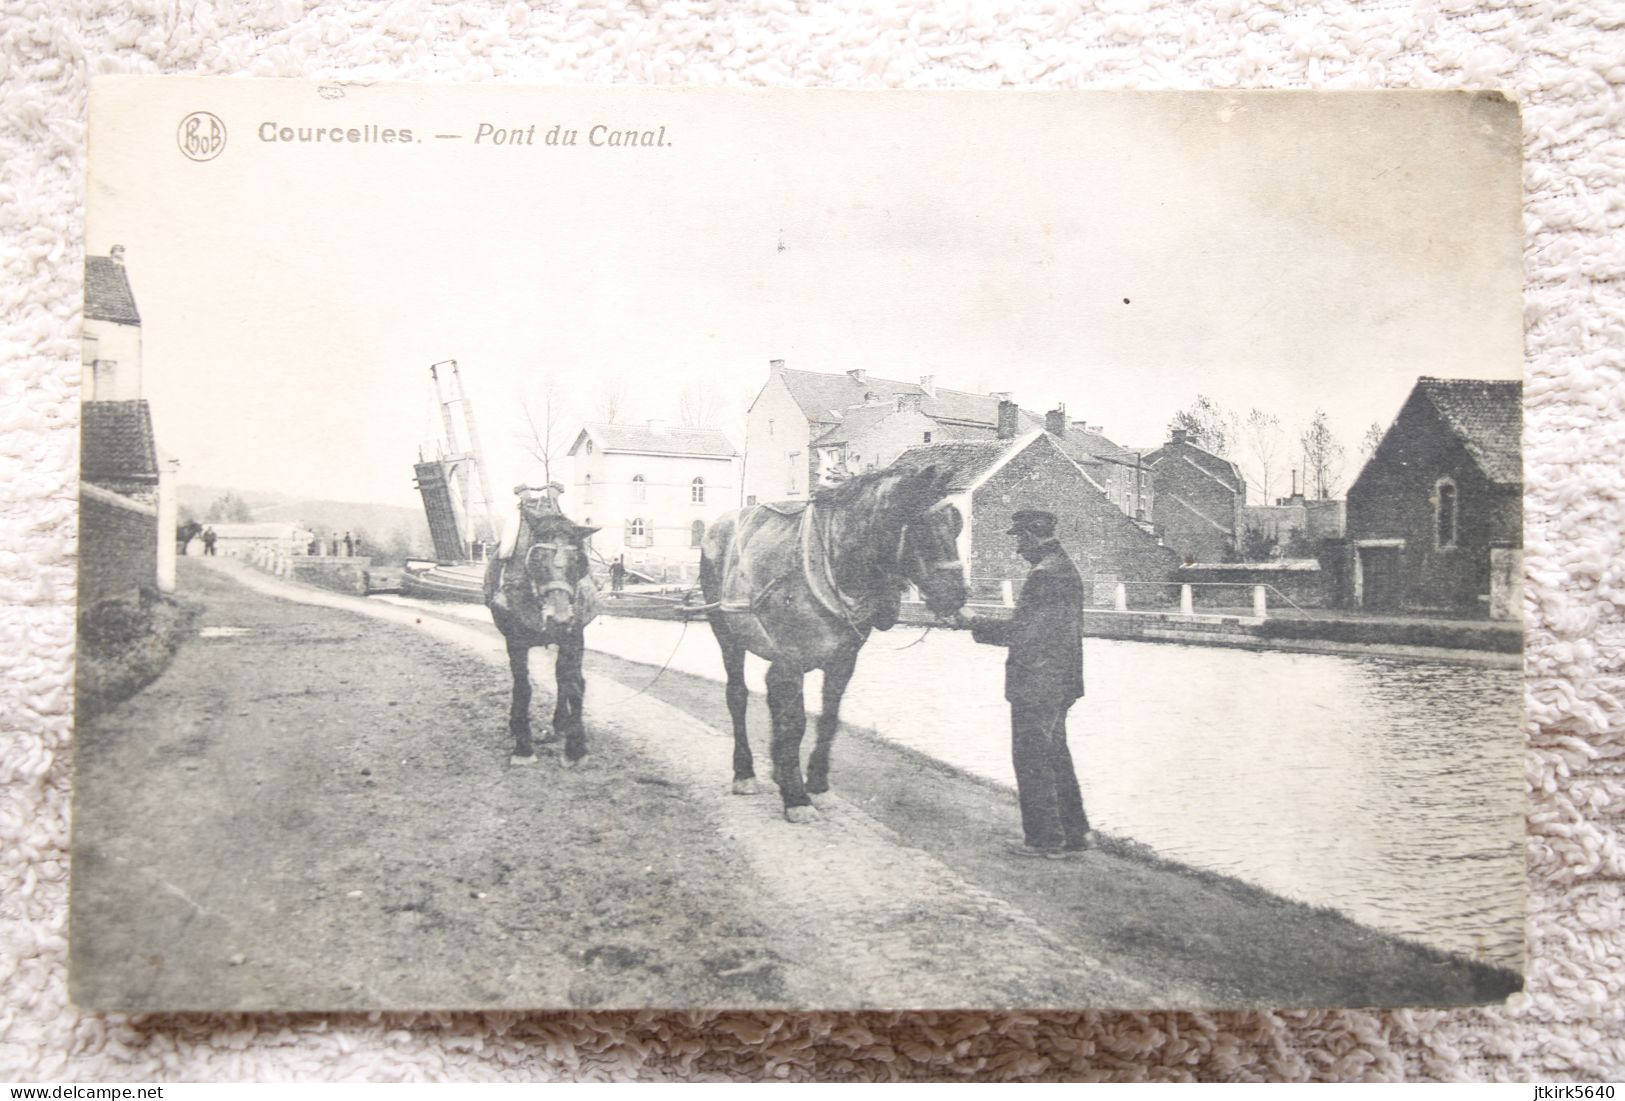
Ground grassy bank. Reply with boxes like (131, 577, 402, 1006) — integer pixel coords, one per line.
(76, 586, 201, 718)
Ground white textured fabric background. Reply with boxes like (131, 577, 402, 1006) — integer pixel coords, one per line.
(4, 0, 1622, 1082)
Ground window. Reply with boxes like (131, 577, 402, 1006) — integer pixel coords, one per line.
(788, 451, 800, 495)
(746, 495, 757, 505)
(691, 476, 705, 503)
(923, 431, 932, 443)
(632, 473, 646, 501)
(768, 418, 774, 437)
(629, 517, 645, 537)
(627, 517, 648, 547)
(1435, 478, 1458, 549)
(585, 440, 594, 455)
(691, 519, 705, 547)
(583, 473, 592, 502)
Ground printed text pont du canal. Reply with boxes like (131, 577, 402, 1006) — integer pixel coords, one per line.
(475, 123, 669, 147)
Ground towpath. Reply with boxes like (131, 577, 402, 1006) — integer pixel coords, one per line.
(70, 559, 1519, 1011)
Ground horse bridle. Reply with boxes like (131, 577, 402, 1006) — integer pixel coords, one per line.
(903, 498, 964, 576)
(525, 540, 581, 602)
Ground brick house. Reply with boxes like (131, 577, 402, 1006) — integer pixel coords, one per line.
(79, 248, 178, 602)
(895, 425, 1180, 607)
(1043, 406, 1154, 525)
(743, 360, 1040, 504)
(1340, 377, 1522, 617)
(1144, 430, 1246, 564)
(565, 421, 739, 580)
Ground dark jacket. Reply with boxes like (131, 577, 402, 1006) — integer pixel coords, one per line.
(970, 544, 1085, 704)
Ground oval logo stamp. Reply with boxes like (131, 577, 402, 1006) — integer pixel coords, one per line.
(177, 111, 227, 161)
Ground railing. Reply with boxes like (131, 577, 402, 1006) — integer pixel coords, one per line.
(956, 577, 1317, 621)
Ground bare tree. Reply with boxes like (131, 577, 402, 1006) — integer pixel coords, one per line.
(1168, 394, 1238, 456)
(1240, 407, 1286, 504)
(678, 380, 725, 429)
(594, 376, 628, 424)
(1300, 409, 1347, 499)
(1360, 420, 1387, 462)
(205, 491, 254, 522)
(517, 375, 569, 483)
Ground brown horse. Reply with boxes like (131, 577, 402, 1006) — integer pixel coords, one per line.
(699, 465, 967, 822)
(484, 503, 599, 764)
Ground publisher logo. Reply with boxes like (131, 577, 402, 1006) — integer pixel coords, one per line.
(177, 111, 226, 161)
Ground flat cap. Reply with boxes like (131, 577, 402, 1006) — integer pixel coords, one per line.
(1006, 509, 1057, 537)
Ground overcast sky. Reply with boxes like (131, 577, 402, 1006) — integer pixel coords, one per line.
(88, 81, 1523, 508)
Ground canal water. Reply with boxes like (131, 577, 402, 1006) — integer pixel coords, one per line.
(575, 615, 1526, 973)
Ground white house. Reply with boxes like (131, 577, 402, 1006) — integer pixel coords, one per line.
(83, 245, 144, 402)
(565, 421, 740, 579)
(80, 246, 180, 596)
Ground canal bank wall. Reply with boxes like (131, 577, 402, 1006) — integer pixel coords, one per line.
(592, 594, 1522, 662)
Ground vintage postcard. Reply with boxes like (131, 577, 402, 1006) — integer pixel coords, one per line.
(73, 79, 1525, 1011)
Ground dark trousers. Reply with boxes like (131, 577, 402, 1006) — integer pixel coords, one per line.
(1010, 700, 1090, 850)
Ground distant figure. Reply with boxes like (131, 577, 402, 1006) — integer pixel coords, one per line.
(353, 534, 364, 557)
(328, 533, 340, 557)
(343, 531, 354, 557)
(610, 555, 626, 592)
(957, 510, 1092, 860)
(202, 526, 217, 556)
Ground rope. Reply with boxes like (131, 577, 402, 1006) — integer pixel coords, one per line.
(875, 624, 934, 650)
(598, 613, 693, 706)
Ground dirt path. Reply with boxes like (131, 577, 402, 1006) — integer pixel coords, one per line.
(71, 560, 1157, 1010)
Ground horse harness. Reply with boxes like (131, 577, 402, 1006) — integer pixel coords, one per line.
(718, 498, 962, 645)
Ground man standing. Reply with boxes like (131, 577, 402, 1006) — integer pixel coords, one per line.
(610, 555, 626, 592)
(202, 526, 217, 556)
(958, 510, 1093, 859)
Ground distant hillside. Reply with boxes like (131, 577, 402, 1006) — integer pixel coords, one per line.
(179, 485, 432, 558)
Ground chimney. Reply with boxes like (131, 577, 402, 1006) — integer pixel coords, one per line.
(109, 244, 126, 265)
(847, 368, 867, 384)
(1171, 428, 1189, 446)
(997, 400, 1021, 440)
(647, 418, 667, 435)
(919, 375, 936, 398)
(896, 392, 923, 413)
(1044, 404, 1067, 437)
(769, 358, 785, 372)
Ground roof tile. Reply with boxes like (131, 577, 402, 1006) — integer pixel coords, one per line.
(1416, 377, 1522, 486)
(84, 257, 141, 325)
(81, 400, 158, 481)
(580, 423, 738, 457)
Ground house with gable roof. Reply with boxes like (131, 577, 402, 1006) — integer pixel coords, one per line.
(1341, 377, 1522, 616)
(895, 427, 1180, 607)
(743, 359, 1041, 505)
(80, 247, 180, 601)
(1143, 430, 1247, 564)
(83, 245, 144, 402)
(565, 420, 739, 579)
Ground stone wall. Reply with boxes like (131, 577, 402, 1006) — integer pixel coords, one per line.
(79, 483, 158, 607)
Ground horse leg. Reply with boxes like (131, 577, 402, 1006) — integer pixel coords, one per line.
(554, 631, 587, 764)
(806, 649, 857, 803)
(507, 638, 536, 764)
(766, 661, 816, 823)
(717, 632, 759, 795)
